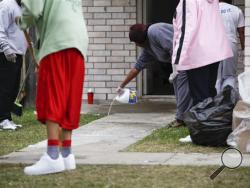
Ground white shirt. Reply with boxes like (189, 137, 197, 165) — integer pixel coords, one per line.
(219, 2, 245, 44)
(0, 0, 27, 55)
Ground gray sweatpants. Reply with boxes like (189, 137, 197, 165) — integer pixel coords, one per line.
(173, 71, 193, 121)
(216, 41, 238, 94)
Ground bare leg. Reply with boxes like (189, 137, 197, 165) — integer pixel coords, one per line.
(46, 120, 60, 140)
(62, 129, 72, 140)
(45, 120, 60, 159)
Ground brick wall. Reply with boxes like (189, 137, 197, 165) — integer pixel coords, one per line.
(82, 0, 137, 100)
(245, 0, 250, 71)
(232, 0, 246, 73)
(82, 0, 249, 102)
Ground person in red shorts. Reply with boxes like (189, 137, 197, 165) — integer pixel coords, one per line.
(16, 0, 89, 175)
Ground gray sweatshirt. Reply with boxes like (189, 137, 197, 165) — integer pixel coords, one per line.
(0, 0, 27, 55)
(134, 23, 173, 71)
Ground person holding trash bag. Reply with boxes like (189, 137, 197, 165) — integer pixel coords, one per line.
(117, 23, 193, 127)
(16, 0, 88, 175)
(0, 0, 27, 131)
(172, 0, 233, 106)
(173, 0, 233, 143)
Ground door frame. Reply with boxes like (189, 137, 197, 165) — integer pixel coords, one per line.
(136, 0, 148, 97)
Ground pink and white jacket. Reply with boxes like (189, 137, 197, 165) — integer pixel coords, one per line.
(172, 0, 233, 71)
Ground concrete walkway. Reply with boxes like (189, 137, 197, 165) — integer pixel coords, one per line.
(0, 100, 250, 166)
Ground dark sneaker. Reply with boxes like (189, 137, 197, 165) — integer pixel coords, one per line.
(169, 119, 185, 128)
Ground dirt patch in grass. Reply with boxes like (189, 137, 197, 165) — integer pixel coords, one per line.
(126, 126, 226, 153)
(0, 109, 104, 156)
(0, 164, 249, 188)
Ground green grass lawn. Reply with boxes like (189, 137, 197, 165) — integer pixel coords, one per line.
(0, 164, 249, 188)
(0, 109, 104, 156)
(126, 126, 226, 153)
(0, 110, 249, 188)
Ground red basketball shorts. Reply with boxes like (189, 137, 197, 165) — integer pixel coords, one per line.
(36, 48, 85, 130)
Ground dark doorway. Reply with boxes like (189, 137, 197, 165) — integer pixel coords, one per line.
(145, 0, 179, 95)
(147, 0, 179, 24)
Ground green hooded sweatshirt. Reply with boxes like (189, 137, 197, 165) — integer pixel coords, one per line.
(19, 0, 88, 62)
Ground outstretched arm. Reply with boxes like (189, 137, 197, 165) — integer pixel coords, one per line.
(120, 68, 140, 88)
(119, 49, 154, 88)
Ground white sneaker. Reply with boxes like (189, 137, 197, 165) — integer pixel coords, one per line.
(10, 121, 22, 128)
(179, 135, 192, 143)
(63, 154, 76, 170)
(0, 120, 16, 130)
(24, 153, 65, 175)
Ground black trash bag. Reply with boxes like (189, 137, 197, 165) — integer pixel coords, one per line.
(183, 86, 238, 147)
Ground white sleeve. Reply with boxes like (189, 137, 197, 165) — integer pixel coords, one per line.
(237, 8, 245, 28)
(0, 8, 12, 54)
